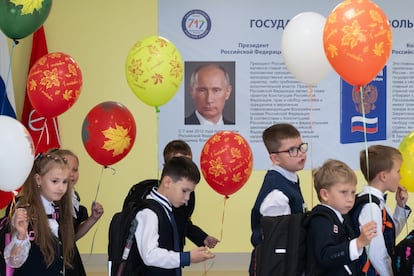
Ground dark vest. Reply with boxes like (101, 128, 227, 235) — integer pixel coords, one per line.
(144, 199, 179, 276)
(250, 170, 305, 247)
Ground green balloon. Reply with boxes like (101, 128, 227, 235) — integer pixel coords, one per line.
(0, 0, 52, 40)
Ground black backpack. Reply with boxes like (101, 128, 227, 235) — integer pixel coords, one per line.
(255, 210, 332, 276)
(122, 179, 158, 211)
(392, 229, 414, 275)
(108, 180, 160, 276)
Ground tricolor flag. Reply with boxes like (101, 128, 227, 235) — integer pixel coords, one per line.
(340, 67, 387, 144)
(21, 26, 61, 154)
(0, 31, 16, 118)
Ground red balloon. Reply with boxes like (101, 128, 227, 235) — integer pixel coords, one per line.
(82, 101, 136, 166)
(27, 52, 83, 118)
(323, 0, 392, 86)
(200, 131, 253, 196)
(0, 188, 20, 210)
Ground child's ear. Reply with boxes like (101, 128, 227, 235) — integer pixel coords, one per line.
(319, 188, 329, 202)
(378, 170, 387, 182)
(163, 176, 173, 188)
(34, 173, 41, 186)
(269, 153, 281, 165)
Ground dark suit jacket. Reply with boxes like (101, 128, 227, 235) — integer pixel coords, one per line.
(184, 111, 234, 125)
(306, 205, 359, 276)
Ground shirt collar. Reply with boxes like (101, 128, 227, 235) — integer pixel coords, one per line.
(40, 195, 55, 214)
(321, 204, 344, 223)
(269, 164, 298, 183)
(361, 185, 386, 203)
(148, 187, 173, 213)
(195, 110, 224, 125)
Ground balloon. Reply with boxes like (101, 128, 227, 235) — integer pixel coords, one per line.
(0, 116, 34, 192)
(125, 35, 183, 107)
(200, 131, 253, 196)
(82, 101, 136, 166)
(0, 0, 52, 40)
(281, 12, 331, 85)
(0, 190, 13, 209)
(323, 0, 392, 86)
(399, 131, 414, 192)
(27, 52, 83, 118)
(0, 188, 21, 209)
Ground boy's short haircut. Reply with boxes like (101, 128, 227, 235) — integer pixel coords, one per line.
(161, 156, 200, 184)
(360, 145, 402, 182)
(313, 159, 357, 201)
(163, 140, 192, 162)
(262, 123, 300, 153)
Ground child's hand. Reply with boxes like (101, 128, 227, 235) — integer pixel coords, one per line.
(91, 201, 104, 221)
(204, 235, 220, 248)
(396, 186, 408, 207)
(356, 221, 377, 250)
(12, 208, 28, 240)
(190, 246, 215, 263)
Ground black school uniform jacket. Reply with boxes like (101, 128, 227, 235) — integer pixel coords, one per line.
(306, 205, 359, 276)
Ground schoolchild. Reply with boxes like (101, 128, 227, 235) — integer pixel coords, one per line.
(4, 152, 74, 275)
(354, 145, 410, 275)
(134, 156, 215, 275)
(250, 123, 308, 275)
(307, 159, 377, 275)
(54, 149, 104, 276)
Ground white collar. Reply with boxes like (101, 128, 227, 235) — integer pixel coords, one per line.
(40, 195, 55, 214)
(360, 185, 386, 202)
(195, 110, 224, 125)
(321, 204, 344, 223)
(269, 164, 298, 183)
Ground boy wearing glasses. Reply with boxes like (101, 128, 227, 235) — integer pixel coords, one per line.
(249, 123, 308, 276)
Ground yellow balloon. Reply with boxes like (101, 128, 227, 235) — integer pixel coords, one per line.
(125, 36, 183, 107)
(399, 131, 414, 192)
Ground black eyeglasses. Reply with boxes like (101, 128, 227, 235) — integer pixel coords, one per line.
(272, 143, 308, 157)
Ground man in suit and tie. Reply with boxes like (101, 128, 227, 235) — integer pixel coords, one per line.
(185, 63, 234, 125)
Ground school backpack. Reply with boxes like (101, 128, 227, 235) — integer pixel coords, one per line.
(392, 229, 414, 275)
(121, 179, 158, 211)
(108, 180, 161, 276)
(255, 210, 332, 276)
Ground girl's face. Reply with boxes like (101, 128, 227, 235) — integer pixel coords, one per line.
(36, 166, 70, 202)
(65, 155, 79, 188)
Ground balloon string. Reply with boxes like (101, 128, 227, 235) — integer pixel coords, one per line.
(33, 120, 48, 153)
(360, 85, 373, 276)
(155, 106, 160, 179)
(89, 165, 115, 256)
(219, 196, 228, 241)
(1, 38, 17, 115)
(308, 84, 314, 208)
(93, 165, 116, 204)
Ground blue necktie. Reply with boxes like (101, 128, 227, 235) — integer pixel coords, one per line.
(168, 210, 181, 276)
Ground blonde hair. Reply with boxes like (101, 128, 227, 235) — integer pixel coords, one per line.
(313, 159, 357, 202)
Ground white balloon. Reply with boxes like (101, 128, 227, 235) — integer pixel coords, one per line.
(0, 116, 34, 191)
(281, 12, 332, 85)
